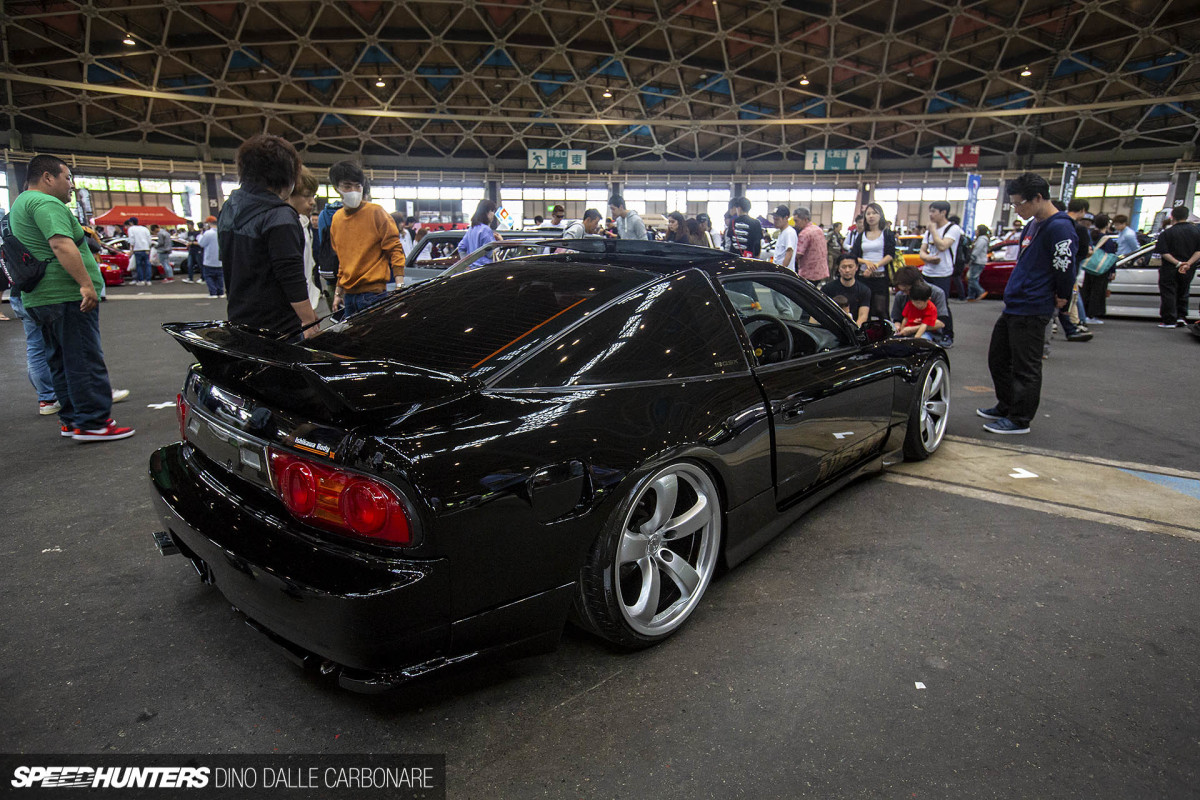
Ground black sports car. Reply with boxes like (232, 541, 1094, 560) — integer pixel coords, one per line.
(149, 239, 949, 691)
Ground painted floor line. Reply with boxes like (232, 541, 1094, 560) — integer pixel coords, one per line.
(1120, 469, 1200, 502)
(945, 434, 1200, 481)
(881, 473, 1200, 542)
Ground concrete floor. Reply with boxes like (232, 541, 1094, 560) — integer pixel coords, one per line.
(2, 283, 1198, 798)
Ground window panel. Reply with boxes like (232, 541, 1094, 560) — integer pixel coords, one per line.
(790, 188, 812, 202)
(372, 186, 395, 199)
(1137, 182, 1169, 196)
(1104, 183, 1134, 197)
(898, 188, 923, 201)
(921, 187, 947, 201)
(1074, 184, 1106, 198)
(946, 187, 968, 201)
(811, 189, 834, 202)
(834, 189, 858, 202)
(500, 272, 746, 387)
(874, 188, 899, 201)
(978, 186, 998, 200)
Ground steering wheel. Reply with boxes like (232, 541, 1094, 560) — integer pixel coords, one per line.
(744, 313, 794, 363)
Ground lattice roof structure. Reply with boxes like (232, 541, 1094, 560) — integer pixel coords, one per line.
(2, 0, 1198, 170)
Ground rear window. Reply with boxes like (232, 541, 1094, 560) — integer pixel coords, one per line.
(311, 262, 654, 379)
(496, 270, 747, 387)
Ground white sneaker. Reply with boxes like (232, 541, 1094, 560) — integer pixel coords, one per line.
(112, 389, 130, 403)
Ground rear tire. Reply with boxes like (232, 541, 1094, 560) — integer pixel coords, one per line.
(903, 356, 950, 460)
(573, 461, 722, 649)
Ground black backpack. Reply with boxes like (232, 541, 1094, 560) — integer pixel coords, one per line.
(0, 209, 51, 293)
(952, 226, 972, 276)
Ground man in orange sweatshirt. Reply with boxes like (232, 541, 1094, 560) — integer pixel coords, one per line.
(327, 161, 405, 315)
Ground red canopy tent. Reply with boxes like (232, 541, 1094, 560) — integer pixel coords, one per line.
(92, 205, 189, 226)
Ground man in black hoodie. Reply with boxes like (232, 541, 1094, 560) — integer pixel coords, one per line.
(218, 134, 318, 340)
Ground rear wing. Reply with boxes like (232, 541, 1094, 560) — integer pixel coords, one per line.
(163, 321, 476, 421)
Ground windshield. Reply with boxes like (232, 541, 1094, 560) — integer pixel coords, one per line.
(311, 261, 656, 380)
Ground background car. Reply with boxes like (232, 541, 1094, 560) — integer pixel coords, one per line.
(150, 239, 948, 692)
(103, 235, 190, 278)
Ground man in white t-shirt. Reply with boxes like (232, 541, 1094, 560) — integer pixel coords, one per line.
(919, 200, 962, 345)
(125, 217, 152, 285)
(770, 205, 797, 271)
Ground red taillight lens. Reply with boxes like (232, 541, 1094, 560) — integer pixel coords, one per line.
(282, 462, 318, 517)
(342, 480, 389, 534)
(176, 393, 188, 441)
(268, 449, 412, 546)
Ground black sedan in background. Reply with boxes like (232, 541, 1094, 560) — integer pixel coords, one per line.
(150, 240, 949, 691)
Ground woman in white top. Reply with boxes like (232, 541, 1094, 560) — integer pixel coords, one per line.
(850, 202, 898, 319)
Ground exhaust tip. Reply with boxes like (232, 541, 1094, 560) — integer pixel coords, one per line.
(152, 530, 180, 557)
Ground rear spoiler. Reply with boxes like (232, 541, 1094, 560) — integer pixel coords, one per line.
(163, 322, 477, 420)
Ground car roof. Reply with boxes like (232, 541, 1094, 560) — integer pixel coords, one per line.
(513, 238, 787, 279)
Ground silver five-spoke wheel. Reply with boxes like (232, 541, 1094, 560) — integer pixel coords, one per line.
(920, 359, 950, 452)
(574, 460, 723, 647)
(614, 463, 721, 638)
(904, 356, 950, 460)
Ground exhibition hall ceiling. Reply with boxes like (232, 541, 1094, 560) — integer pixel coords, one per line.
(3, 0, 1197, 167)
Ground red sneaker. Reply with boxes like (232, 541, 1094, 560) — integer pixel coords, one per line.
(72, 419, 135, 442)
(61, 424, 76, 437)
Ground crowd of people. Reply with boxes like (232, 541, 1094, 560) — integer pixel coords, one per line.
(4, 144, 1197, 444)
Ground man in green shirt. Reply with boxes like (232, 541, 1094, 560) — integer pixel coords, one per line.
(12, 154, 134, 441)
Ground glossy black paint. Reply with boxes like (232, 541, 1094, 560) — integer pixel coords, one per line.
(150, 241, 944, 690)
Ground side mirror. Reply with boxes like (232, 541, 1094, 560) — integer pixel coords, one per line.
(860, 318, 893, 343)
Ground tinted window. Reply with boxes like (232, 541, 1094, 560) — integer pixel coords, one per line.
(311, 263, 654, 379)
(722, 276, 852, 362)
(498, 270, 746, 387)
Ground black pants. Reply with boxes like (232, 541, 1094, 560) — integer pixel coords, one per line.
(925, 275, 955, 338)
(987, 312, 1051, 427)
(1080, 272, 1107, 319)
(861, 275, 891, 320)
(1158, 265, 1196, 324)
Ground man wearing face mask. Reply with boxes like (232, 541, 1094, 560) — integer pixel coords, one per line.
(327, 161, 405, 316)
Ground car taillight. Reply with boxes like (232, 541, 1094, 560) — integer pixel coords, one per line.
(267, 449, 412, 546)
(176, 393, 188, 441)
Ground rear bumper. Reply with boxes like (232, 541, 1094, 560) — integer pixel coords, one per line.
(149, 443, 451, 677)
(149, 443, 573, 691)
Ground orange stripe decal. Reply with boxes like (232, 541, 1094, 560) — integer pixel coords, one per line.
(471, 298, 588, 369)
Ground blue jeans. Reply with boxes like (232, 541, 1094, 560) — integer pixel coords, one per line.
(967, 262, 986, 299)
(8, 293, 56, 401)
(24, 301, 113, 430)
(202, 266, 225, 296)
(187, 249, 201, 280)
(342, 291, 387, 316)
(133, 250, 152, 282)
(157, 252, 174, 278)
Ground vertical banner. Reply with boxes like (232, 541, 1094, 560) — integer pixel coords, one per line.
(1059, 163, 1081, 202)
(75, 187, 93, 224)
(963, 173, 982, 233)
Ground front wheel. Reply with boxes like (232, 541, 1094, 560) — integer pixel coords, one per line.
(903, 356, 950, 460)
(574, 461, 723, 648)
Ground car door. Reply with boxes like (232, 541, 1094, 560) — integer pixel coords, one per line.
(720, 274, 895, 505)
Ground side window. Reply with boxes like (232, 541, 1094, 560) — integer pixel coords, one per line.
(722, 276, 852, 364)
(498, 271, 746, 387)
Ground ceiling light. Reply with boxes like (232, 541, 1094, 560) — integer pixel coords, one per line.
(1020, 67, 1032, 77)
(375, 78, 386, 87)
(799, 74, 810, 86)
(122, 33, 136, 46)
(602, 89, 613, 98)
